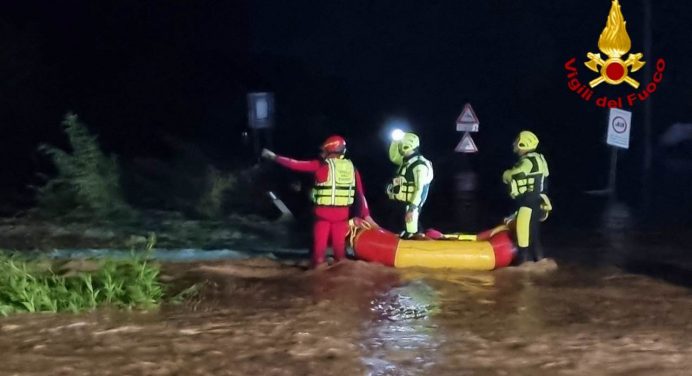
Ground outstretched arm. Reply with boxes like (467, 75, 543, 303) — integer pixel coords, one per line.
(275, 156, 322, 172)
(262, 148, 321, 173)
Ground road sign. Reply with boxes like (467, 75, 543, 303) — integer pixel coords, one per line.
(247, 92, 274, 129)
(456, 103, 480, 132)
(606, 108, 632, 149)
(455, 132, 478, 153)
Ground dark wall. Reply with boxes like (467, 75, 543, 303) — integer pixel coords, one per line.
(1, 0, 691, 222)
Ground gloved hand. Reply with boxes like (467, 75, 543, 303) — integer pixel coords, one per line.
(261, 148, 276, 160)
(539, 193, 552, 222)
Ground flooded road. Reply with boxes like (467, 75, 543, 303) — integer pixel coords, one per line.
(1, 253, 691, 375)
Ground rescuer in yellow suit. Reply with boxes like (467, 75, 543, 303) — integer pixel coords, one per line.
(386, 132, 434, 239)
(502, 130, 551, 263)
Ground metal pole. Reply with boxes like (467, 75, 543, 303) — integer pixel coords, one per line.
(267, 127, 274, 150)
(608, 147, 618, 200)
(252, 128, 260, 163)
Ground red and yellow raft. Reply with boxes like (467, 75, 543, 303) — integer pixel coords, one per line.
(348, 223, 516, 270)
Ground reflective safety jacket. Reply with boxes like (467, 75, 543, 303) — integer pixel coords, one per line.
(274, 155, 371, 216)
(503, 152, 549, 199)
(312, 158, 355, 206)
(387, 153, 433, 205)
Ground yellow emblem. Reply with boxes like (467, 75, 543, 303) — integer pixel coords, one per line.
(585, 0, 645, 88)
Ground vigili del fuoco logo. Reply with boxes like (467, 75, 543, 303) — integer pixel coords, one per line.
(564, 0, 665, 108)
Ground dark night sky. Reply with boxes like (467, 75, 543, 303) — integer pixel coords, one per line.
(1, 0, 691, 220)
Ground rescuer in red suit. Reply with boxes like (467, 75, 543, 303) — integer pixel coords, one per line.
(262, 135, 378, 268)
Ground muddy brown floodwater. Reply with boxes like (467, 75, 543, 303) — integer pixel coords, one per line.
(1, 257, 691, 376)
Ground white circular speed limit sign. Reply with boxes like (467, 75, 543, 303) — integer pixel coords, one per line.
(607, 108, 632, 149)
(611, 116, 628, 134)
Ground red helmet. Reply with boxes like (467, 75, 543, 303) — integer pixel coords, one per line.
(321, 135, 346, 154)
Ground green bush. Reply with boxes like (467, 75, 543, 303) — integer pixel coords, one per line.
(0, 251, 165, 316)
(0, 232, 205, 316)
(35, 113, 135, 221)
(195, 166, 237, 219)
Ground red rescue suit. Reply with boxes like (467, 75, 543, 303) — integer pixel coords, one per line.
(276, 156, 370, 267)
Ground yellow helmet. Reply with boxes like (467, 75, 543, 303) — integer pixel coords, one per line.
(399, 132, 420, 153)
(514, 130, 539, 152)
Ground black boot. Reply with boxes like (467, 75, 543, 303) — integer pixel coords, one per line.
(531, 246, 544, 262)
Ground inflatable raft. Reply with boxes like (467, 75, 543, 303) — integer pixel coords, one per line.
(348, 222, 516, 270)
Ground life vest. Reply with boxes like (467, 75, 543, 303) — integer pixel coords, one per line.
(312, 158, 356, 206)
(508, 152, 549, 198)
(387, 154, 433, 203)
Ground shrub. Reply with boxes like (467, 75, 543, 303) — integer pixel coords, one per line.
(0, 253, 163, 315)
(195, 166, 237, 219)
(35, 113, 135, 221)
